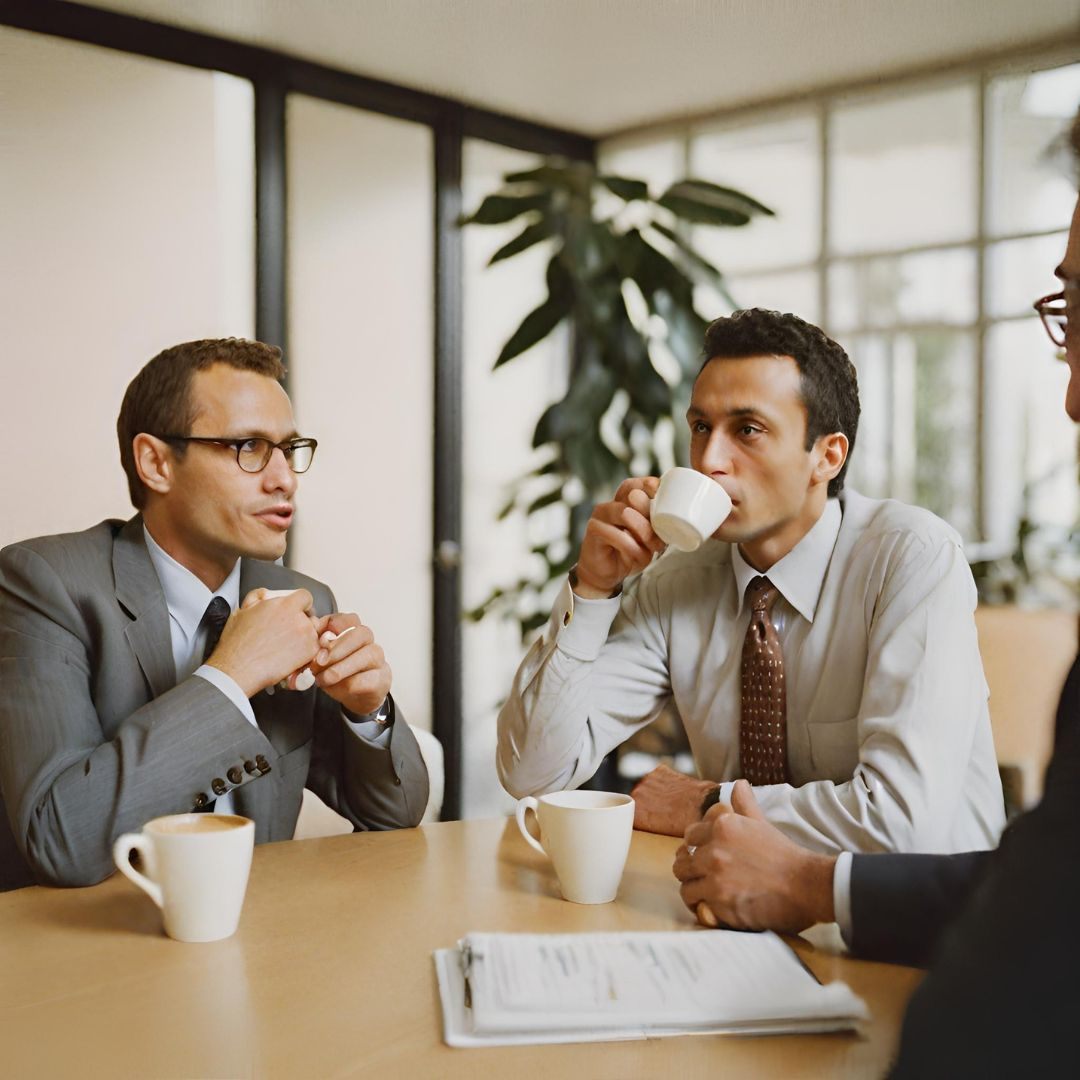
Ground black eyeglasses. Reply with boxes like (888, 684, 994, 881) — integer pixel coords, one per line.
(1034, 292, 1068, 348)
(157, 435, 318, 474)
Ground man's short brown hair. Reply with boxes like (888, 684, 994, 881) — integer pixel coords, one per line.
(117, 338, 286, 509)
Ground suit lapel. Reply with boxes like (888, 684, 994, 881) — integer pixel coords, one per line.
(238, 558, 282, 595)
(113, 517, 176, 700)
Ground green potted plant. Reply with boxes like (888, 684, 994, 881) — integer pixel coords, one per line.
(463, 158, 773, 637)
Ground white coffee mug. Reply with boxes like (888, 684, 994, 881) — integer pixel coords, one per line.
(649, 466, 732, 552)
(113, 813, 255, 943)
(515, 790, 635, 904)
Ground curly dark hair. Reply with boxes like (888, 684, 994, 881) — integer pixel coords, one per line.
(117, 338, 286, 509)
(699, 308, 860, 497)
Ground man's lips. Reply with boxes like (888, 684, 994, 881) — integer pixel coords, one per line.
(255, 505, 294, 529)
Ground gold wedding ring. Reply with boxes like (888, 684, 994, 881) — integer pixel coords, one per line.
(696, 901, 719, 928)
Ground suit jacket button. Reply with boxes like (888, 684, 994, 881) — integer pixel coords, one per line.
(227, 766, 243, 785)
(255, 754, 271, 775)
(244, 759, 258, 775)
(211, 777, 228, 796)
(393, 776, 402, 786)
(193, 793, 209, 809)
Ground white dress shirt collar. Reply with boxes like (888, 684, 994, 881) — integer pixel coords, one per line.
(730, 497, 842, 624)
(143, 525, 241, 640)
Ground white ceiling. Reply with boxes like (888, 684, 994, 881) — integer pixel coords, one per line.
(79, 0, 1080, 136)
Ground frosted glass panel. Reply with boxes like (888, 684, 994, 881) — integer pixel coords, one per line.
(829, 84, 978, 254)
(599, 136, 685, 193)
(984, 320, 1078, 551)
(461, 139, 571, 818)
(987, 64, 1080, 237)
(986, 232, 1070, 320)
(0, 28, 254, 547)
(690, 111, 820, 272)
(841, 334, 891, 501)
(287, 96, 433, 733)
(829, 248, 977, 331)
(699, 268, 820, 325)
(843, 330, 977, 539)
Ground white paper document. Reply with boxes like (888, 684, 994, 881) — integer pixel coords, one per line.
(434, 930, 869, 1047)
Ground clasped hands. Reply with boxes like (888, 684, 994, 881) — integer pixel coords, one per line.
(669, 777, 837, 934)
(206, 587, 391, 716)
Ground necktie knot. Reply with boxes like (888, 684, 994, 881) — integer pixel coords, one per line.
(747, 576, 778, 615)
(201, 596, 231, 661)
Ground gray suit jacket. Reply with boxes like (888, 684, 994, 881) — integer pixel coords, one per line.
(0, 516, 429, 891)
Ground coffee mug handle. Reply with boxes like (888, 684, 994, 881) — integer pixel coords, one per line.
(514, 797, 547, 856)
(113, 832, 163, 909)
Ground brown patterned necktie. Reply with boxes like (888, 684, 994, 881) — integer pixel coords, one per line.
(740, 576, 788, 785)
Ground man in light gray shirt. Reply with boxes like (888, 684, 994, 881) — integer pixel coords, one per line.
(0, 338, 428, 891)
(498, 309, 1003, 855)
(673, 118, 1080, 1070)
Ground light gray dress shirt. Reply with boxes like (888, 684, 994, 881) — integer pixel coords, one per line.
(497, 490, 1005, 855)
(144, 529, 388, 817)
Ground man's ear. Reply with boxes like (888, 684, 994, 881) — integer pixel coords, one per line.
(133, 434, 175, 496)
(811, 432, 848, 488)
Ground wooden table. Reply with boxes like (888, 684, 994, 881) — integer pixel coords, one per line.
(0, 819, 922, 1078)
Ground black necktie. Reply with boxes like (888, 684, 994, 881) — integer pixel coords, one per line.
(201, 596, 231, 662)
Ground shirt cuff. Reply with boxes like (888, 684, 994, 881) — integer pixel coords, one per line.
(344, 698, 392, 748)
(833, 850, 854, 944)
(552, 576, 622, 661)
(195, 665, 258, 728)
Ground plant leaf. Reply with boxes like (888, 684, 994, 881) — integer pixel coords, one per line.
(494, 291, 572, 367)
(615, 229, 695, 302)
(533, 360, 617, 446)
(661, 179, 774, 218)
(489, 219, 553, 265)
(463, 191, 550, 226)
(525, 488, 564, 514)
(657, 193, 750, 227)
(650, 223, 723, 283)
(503, 163, 574, 187)
(598, 174, 649, 202)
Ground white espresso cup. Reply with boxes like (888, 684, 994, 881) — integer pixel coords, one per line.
(113, 813, 255, 943)
(649, 466, 732, 552)
(515, 790, 635, 904)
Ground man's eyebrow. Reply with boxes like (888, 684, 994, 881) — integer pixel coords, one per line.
(223, 429, 301, 441)
(686, 404, 772, 422)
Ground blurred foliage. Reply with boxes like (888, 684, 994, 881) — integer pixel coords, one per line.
(462, 159, 772, 638)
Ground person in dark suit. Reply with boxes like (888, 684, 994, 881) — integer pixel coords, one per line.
(673, 108, 1080, 1076)
(0, 338, 428, 891)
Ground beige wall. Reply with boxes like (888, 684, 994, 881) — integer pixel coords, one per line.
(286, 95, 434, 732)
(0, 28, 254, 547)
(460, 139, 571, 816)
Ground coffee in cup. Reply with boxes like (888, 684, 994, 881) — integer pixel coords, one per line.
(514, 790, 635, 904)
(113, 813, 255, 942)
(649, 466, 732, 552)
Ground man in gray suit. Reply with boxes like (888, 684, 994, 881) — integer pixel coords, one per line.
(0, 338, 428, 891)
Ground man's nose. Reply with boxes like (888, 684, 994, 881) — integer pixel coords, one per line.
(262, 446, 298, 493)
(698, 433, 733, 475)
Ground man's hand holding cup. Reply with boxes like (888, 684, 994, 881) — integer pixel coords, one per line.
(234, 589, 391, 715)
(309, 612, 391, 717)
(207, 588, 319, 699)
(573, 469, 733, 600)
(573, 477, 665, 599)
